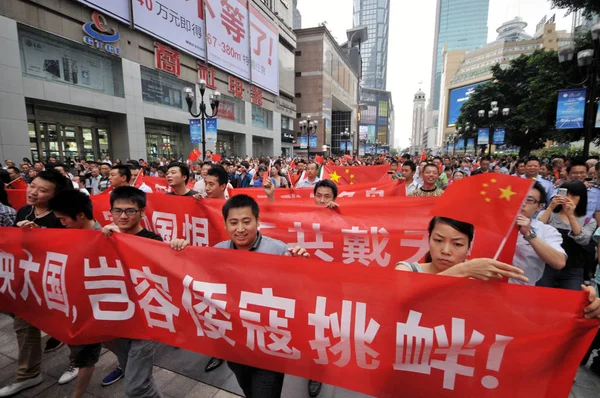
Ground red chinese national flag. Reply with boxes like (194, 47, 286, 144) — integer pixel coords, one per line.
(322, 165, 392, 186)
(7, 177, 27, 190)
(421, 149, 427, 161)
(315, 154, 324, 165)
(431, 173, 533, 241)
(133, 168, 144, 188)
(212, 153, 222, 162)
(188, 148, 201, 162)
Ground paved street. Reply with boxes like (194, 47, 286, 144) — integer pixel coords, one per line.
(0, 314, 597, 397)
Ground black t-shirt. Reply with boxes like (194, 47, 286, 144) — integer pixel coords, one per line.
(135, 229, 163, 242)
(15, 205, 64, 229)
(167, 189, 199, 197)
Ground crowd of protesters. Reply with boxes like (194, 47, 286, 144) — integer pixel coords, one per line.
(1, 151, 600, 398)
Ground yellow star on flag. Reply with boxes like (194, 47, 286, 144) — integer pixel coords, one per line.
(345, 169, 350, 174)
(350, 181, 354, 185)
(498, 185, 516, 201)
(329, 171, 341, 183)
(350, 174, 355, 179)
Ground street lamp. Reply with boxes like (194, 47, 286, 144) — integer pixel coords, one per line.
(477, 101, 509, 155)
(557, 24, 600, 158)
(184, 80, 221, 160)
(340, 128, 351, 154)
(299, 116, 319, 160)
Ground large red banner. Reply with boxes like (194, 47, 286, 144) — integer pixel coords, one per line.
(322, 165, 393, 186)
(231, 180, 406, 201)
(0, 228, 597, 397)
(6, 175, 532, 266)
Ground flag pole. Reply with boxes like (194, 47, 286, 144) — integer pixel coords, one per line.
(493, 181, 534, 260)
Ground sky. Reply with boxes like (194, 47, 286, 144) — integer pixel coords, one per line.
(297, 0, 574, 150)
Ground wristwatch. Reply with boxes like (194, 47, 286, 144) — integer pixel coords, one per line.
(524, 230, 537, 242)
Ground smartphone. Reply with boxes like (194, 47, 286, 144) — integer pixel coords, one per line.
(557, 188, 568, 197)
(585, 177, 594, 182)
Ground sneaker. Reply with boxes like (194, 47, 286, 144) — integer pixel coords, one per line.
(101, 366, 124, 386)
(43, 337, 63, 353)
(0, 375, 43, 397)
(308, 380, 322, 397)
(58, 365, 79, 385)
(204, 357, 223, 372)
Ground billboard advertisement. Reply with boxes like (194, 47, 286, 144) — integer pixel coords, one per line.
(347, 141, 353, 153)
(359, 125, 368, 140)
(133, 0, 206, 60)
(340, 142, 346, 152)
(299, 136, 308, 149)
(190, 119, 202, 144)
(456, 139, 465, 150)
(367, 125, 377, 142)
(477, 128, 489, 145)
(75, 0, 130, 23)
(596, 103, 600, 128)
(309, 135, 318, 149)
(447, 81, 487, 127)
(493, 128, 506, 145)
(467, 138, 475, 150)
(205, 118, 217, 144)
(556, 89, 586, 129)
(249, 3, 279, 95)
(205, 0, 251, 81)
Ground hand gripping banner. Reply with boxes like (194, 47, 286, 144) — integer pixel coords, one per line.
(0, 228, 597, 397)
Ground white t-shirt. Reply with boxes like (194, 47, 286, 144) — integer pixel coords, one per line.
(510, 218, 566, 286)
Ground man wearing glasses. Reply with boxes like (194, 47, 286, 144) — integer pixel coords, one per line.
(101, 186, 163, 397)
(510, 182, 567, 286)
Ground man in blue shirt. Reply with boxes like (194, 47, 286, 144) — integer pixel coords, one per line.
(252, 166, 275, 188)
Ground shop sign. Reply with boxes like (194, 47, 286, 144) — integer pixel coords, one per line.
(155, 42, 181, 77)
(229, 76, 244, 99)
(82, 11, 121, 56)
(251, 85, 263, 106)
(198, 61, 217, 89)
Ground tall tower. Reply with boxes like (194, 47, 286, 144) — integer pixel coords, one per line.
(411, 89, 426, 154)
(352, 0, 390, 90)
(429, 0, 490, 112)
(293, 0, 302, 30)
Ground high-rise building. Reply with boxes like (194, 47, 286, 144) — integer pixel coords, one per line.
(411, 89, 426, 154)
(429, 0, 490, 112)
(352, 0, 390, 90)
(293, 0, 302, 30)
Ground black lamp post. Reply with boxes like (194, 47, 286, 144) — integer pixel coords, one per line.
(558, 24, 600, 159)
(299, 116, 318, 159)
(184, 79, 221, 160)
(457, 122, 475, 153)
(477, 101, 509, 156)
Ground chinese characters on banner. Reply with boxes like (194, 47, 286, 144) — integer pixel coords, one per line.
(204, 0, 251, 80)
(0, 228, 597, 398)
(155, 42, 181, 77)
(248, 3, 279, 94)
(133, 0, 206, 60)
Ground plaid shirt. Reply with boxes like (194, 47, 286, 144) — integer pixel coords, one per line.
(0, 203, 16, 227)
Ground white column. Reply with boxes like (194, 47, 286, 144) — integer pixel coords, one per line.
(0, 15, 30, 163)
(121, 59, 147, 160)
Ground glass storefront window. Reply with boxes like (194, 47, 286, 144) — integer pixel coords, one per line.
(18, 25, 124, 97)
(28, 122, 39, 161)
(81, 128, 94, 161)
(61, 126, 79, 162)
(218, 94, 245, 124)
(97, 129, 110, 159)
(140, 66, 194, 111)
(251, 104, 273, 130)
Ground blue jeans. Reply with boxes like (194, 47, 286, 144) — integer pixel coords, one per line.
(536, 266, 584, 291)
(227, 361, 285, 398)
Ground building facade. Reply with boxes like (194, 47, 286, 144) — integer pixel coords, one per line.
(293, 0, 302, 30)
(436, 19, 571, 150)
(0, 0, 297, 164)
(411, 89, 426, 154)
(294, 26, 359, 155)
(358, 88, 393, 155)
(352, 0, 389, 90)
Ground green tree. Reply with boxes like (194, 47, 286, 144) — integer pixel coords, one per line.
(549, 0, 600, 17)
(456, 33, 594, 157)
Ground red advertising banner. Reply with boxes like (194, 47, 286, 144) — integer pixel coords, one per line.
(230, 180, 406, 201)
(5, 175, 533, 266)
(0, 228, 597, 397)
(322, 165, 393, 186)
